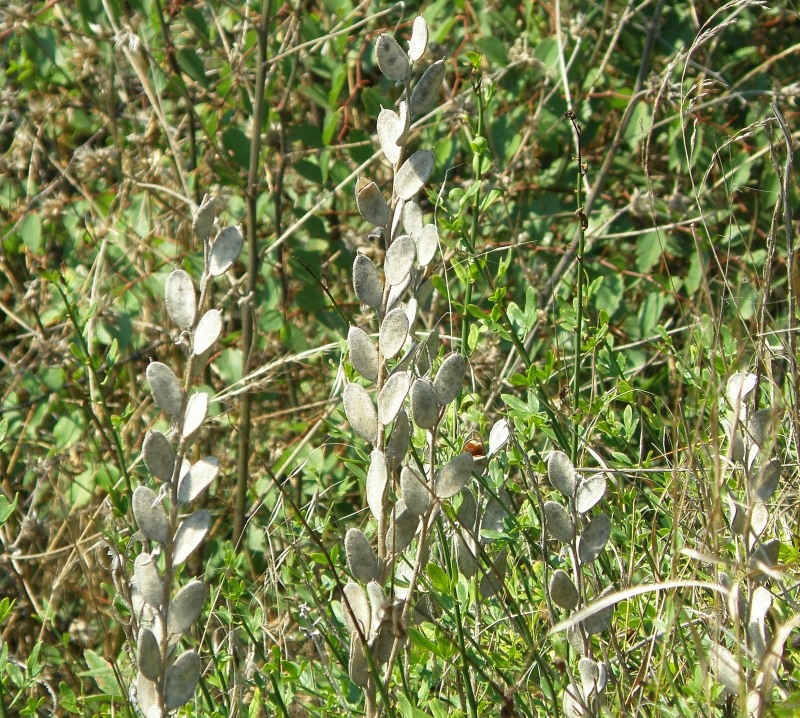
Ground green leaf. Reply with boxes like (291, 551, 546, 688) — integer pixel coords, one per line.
(81, 650, 123, 698)
(222, 126, 250, 170)
(19, 214, 42, 254)
(176, 48, 209, 88)
(427, 562, 451, 594)
(0, 495, 17, 527)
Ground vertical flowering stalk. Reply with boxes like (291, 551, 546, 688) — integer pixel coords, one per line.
(129, 196, 242, 717)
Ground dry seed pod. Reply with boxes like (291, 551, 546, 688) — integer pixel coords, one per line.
(132, 553, 162, 609)
(544, 501, 574, 542)
(377, 104, 407, 165)
(137, 627, 162, 681)
(173, 510, 211, 565)
(579, 658, 607, 699)
(751, 458, 780, 502)
(432, 352, 465, 406)
(378, 370, 410, 425)
(164, 649, 201, 710)
(385, 272, 412, 313)
(549, 569, 579, 610)
(375, 33, 410, 82)
(169, 580, 207, 638)
(395, 149, 435, 200)
(343, 383, 379, 443)
(193, 309, 222, 356)
(343, 582, 371, 637)
(142, 430, 175, 482)
(133, 486, 168, 544)
(356, 179, 390, 227)
(411, 378, 439, 429)
(385, 234, 416, 285)
(479, 548, 507, 599)
(353, 254, 383, 310)
(349, 632, 369, 687)
(209, 226, 243, 276)
(348, 326, 379, 382)
(562, 682, 585, 718)
(379, 308, 409, 359)
(401, 465, 430, 516)
(583, 588, 614, 635)
(403, 200, 423, 236)
(488, 419, 510, 457)
(165, 270, 197, 329)
(415, 330, 440, 376)
(182, 392, 209, 443)
(146, 361, 183, 416)
(548, 451, 577, 497)
(750, 501, 769, 538)
(386, 409, 410, 468)
(575, 473, 606, 513)
(577, 513, 611, 565)
(417, 223, 439, 267)
(410, 59, 446, 116)
(407, 16, 428, 62)
(386, 499, 418, 554)
(345, 528, 379, 583)
(481, 490, 510, 542)
(434, 453, 474, 499)
(177, 456, 219, 504)
(366, 450, 388, 522)
(192, 195, 216, 240)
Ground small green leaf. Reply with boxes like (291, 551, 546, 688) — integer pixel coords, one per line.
(176, 48, 209, 88)
(82, 650, 123, 698)
(427, 562, 451, 594)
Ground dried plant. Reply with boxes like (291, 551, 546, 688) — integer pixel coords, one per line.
(122, 197, 242, 716)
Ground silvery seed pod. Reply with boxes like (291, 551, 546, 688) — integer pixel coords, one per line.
(165, 269, 197, 329)
(410, 59, 445, 116)
(379, 308, 409, 359)
(407, 16, 428, 62)
(577, 513, 611, 565)
(173, 510, 211, 565)
(209, 226, 243, 276)
(142, 430, 175, 482)
(356, 178, 390, 227)
(192, 195, 216, 240)
(385, 234, 416, 285)
(347, 326, 379, 382)
(343, 582, 371, 637)
(132, 486, 168, 544)
(137, 627, 161, 681)
(378, 370, 410, 425)
(417, 223, 439, 267)
(146, 361, 183, 416)
(168, 580, 207, 638)
(193, 309, 222, 356)
(177, 456, 219, 504)
(401, 465, 430, 516)
(543, 501, 574, 543)
(343, 383, 378, 443)
(353, 254, 383, 310)
(375, 33, 410, 82)
(164, 649, 200, 709)
(395, 150, 434, 200)
(549, 570, 579, 610)
(386, 499, 418, 554)
(548, 450, 577, 497)
(432, 352, 465, 406)
(182, 392, 208, 443)
(411, 378, 439, 429)
(575, 473, 606, 513)
(345, 528, 380, 583)
(366, 450, 388, 522)
(434, 453, 474, 499)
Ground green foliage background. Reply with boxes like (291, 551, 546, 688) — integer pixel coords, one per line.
(1, 0, 799, 716)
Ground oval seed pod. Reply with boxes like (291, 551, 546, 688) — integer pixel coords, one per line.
(137, 627, 161, 682)
(343, 383, 378, 443)
(182, 391, 208, 442)
(543, 501, 574, 542)
(193, 309, 222, 356)
(548, 450, 576, 497)
(378, 370, 410, 425)
(432, 352, 466, 406)
(479, 548, 507, 599)
(417, 223, 439, 267)
(343, 582, 371, 637)
(192, 195, 216, 240)
(411, 378, 439, 429)
(577, 512, 611, 565)
(146, 361, 183, 416)
(402, 200, 423, 236)
(142, 430, 175, 482)
(356, 179, 390, 227)
(401, 465, 430, 516)
(132, 553, 162, 609)
(386, 409, 410, 468)
(583, 587, 615, 636)
(386, 499, 418, 554)
(375, 33, 410, 82)
(173, 510, 211, 565)
(349, 632, 368, 687)
(384, 234, 416, 285)
(165, 269, 196, 329)
(579, 658, 606, 699)
(395, 149, 435, 200)
(488, 418, 510, 457)
(132, 486, 168, 544)
(379, 307, 409, 359)
(352, 253, 383, 310)
(434, 453, 474, 499)
(709, 642, 740, 696)
(345, 528, 379, 583)
(407, 15, 428, 61)
(549, 569, 579, 610)
(575, 473, 606, 513)
(377, 105, 406, 165)
(209, 226, 243, 276)
(410, 59, 446, 116)
(164, 649, 201, 710)
(348, 326, 378, 382)
(168, 580, 207, 638)
(177, 456, 219, 504)
(366, 450, 388, 522)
